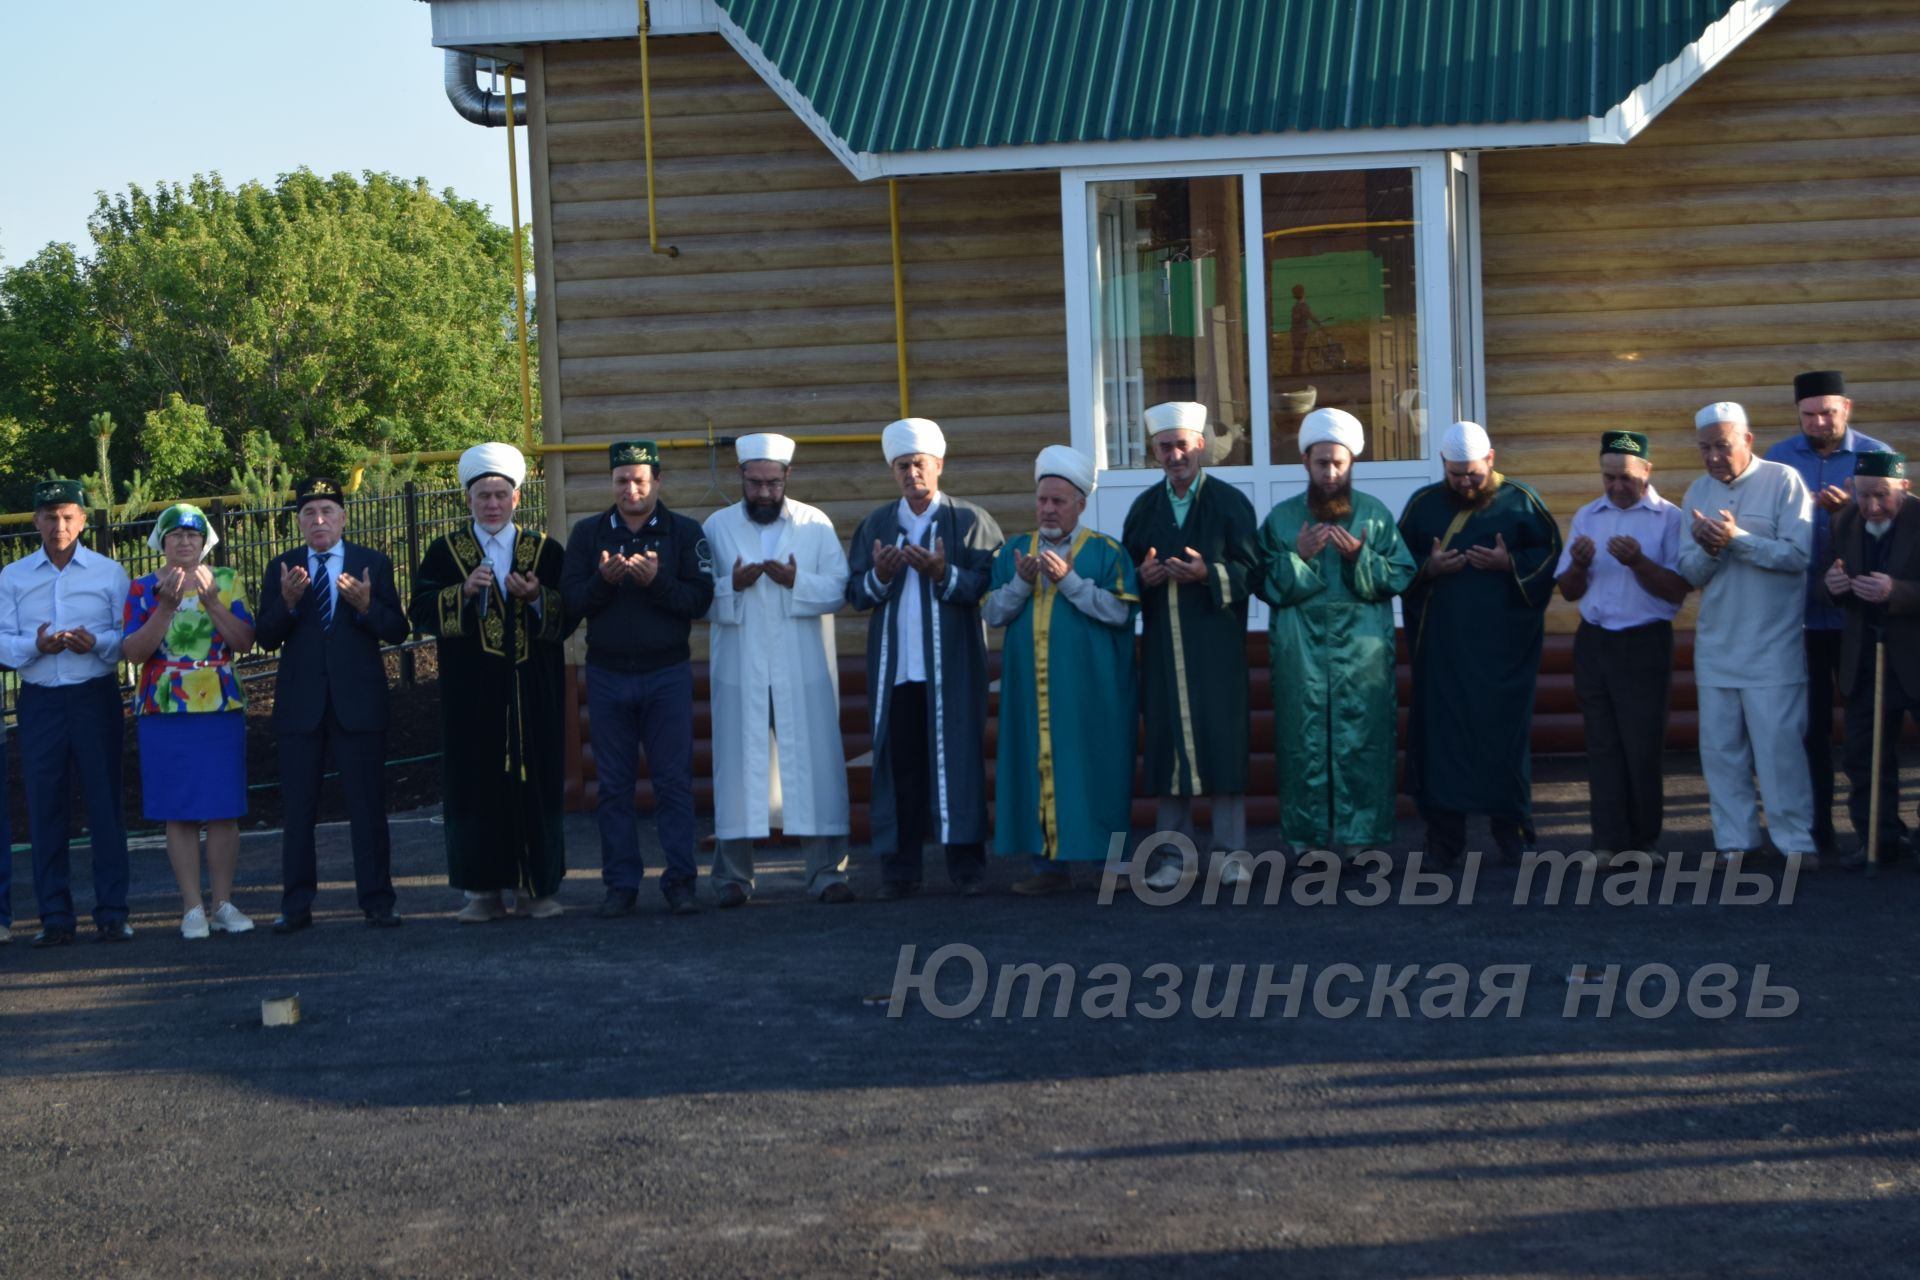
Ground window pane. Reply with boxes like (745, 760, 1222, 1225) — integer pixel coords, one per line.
(1091, 176, 1251, 470)
(1263, 169, 1423, 463)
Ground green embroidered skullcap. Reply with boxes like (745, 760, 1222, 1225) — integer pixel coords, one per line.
(1600, 431, 1651, 459)
(609, 440, 660, 470)
(33, 478, 86, 508)
(1855, 451, 1907, 480)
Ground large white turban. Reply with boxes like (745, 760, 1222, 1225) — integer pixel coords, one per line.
(735, 432, 796, 465)
(882, 417, 946, 463)
(1143, 401, 1209, 440)
(459, 442, 527, 490)
(1034, 444, 1096, 495)
(1694, 401, 1748, 430)
(1298, 407, 1365, 459)
(1439, 420, 1492, 463)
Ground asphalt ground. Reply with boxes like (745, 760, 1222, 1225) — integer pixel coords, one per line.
(3, 753, 1918, 1278)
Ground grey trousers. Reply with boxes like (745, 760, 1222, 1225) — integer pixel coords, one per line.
(712, 835, 850, 900)
(1152, 793, 1248, 860)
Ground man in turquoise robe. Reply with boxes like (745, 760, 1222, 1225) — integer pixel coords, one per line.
(1398, 421, 1563, 867)
(986, 446, 1139, 894)
(1257, 408, 1417, 853)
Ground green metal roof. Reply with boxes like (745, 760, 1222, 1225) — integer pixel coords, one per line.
(715, 0, 1749, 154)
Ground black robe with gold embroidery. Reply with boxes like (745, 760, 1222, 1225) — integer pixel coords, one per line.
(410, 524, 573, 897)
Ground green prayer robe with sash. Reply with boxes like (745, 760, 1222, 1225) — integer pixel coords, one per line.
(991, 527, 1141, 861)
(1122, 472, 1261, 796)
(1397, 475, 1562, 832)
(410, 524, 572, 897)
(1256, 489, 1418, 847)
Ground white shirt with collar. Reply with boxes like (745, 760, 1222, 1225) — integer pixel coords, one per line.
(473, 520, 541, 616)
(307, 541, 344, 618)
(890, 494, 943, 685)
(0, 543, 131, 687)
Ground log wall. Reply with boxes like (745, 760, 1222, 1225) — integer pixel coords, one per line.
(1479, 0, 1920, 629)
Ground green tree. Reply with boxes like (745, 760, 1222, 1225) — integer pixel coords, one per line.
(0, 169, 532, 508)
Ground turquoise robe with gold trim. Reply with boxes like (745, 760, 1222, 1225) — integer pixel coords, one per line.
(991, 528, 1140, 861)
(1397, 476, 1562, 830)
(410, 524, 572, 897)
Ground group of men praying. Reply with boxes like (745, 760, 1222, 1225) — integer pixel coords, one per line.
(0, 366, 1912, 943)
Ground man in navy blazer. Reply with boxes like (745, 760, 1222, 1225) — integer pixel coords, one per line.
(255, 478, 411, 930)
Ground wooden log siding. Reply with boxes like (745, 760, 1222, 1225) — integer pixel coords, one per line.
(535, 34, 1070, 615)
(1478, 0, 1920, 632)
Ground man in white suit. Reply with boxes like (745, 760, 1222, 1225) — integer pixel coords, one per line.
(704, 433, 854, 904)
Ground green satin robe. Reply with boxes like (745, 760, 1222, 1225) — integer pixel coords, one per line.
(1256, 489, 1418, 848)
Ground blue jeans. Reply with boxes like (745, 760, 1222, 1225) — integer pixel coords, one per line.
(587, 662, 697, 895)
(20, 678, 129, 931)
(0, 734, 13, 928)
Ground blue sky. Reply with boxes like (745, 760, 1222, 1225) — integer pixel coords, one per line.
(1, 0, 528, 268)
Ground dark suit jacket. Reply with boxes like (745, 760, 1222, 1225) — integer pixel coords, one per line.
(1817, 495, 1920, 696)
(255, 539, 410, 733)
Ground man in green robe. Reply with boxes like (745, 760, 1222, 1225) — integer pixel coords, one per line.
(1257, 408, 1417, 853)
(410, 443, 574, 921)
(1398, 421, 1563, 867)
(986, 446, 1140, 895)
(1121, 401, 1262, 890)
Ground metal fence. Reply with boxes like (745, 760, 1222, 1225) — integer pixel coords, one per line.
(0, 480, 547, 724)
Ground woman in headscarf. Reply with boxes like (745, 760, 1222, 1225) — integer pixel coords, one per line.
(123, 503, 257, 939)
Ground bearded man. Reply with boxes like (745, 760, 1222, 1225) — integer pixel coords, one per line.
(1255, 408, 1415, 855)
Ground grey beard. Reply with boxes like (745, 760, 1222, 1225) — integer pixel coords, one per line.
(1866, 518, 1893, 537)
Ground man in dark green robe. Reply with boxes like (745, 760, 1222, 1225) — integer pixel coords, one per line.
(1121, 401, 1262, 890)
(410, 444, 574, 919)
(985, 446, 1139, 894)
(1257, 409, 1417, 852)
(1398, 421, 1563, 866)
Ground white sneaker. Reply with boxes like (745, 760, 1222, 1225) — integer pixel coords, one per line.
(1142, 861, 1185, 892)
(457, 893, 506, 924)
(209, 901, 255, 934)
(1218, 853, 1253, 887)
(526, 895, 564, 920)
(1, 922, 14, 945)
(181, 905, 210, 940)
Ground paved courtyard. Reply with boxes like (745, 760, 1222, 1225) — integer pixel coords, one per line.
(3, 754, 1917, 1277)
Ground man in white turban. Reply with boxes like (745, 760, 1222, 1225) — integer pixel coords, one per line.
(1397, 420, 1563, 868)
(411, 443, 575, 923)
(1255, 408, 1416, 858)
(1121, 401, 1263, 891)
(846, 418, 1004, 898)
(701, 433, 854, 905)
(1680, 401, 1819, 867)
(984, 445, 1139, 894)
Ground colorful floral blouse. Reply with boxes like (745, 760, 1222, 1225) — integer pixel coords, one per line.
(124, 568, 253, 715)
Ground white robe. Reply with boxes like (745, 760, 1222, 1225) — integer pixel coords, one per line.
(704, 498, 851, 839)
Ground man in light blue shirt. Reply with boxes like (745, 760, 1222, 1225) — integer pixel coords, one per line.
(1555, 432, 1690, 861)
(0, 480, 133, 946)
(1764, 370, 1889, 855)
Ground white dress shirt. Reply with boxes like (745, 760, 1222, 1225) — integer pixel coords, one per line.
(890, 495, 941, 685)
(0, 544, 131, 687)
(308, 542, 343, 618)
(1553, 487, 1686, 629)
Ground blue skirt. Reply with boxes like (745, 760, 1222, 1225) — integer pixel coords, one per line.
(138, 712, 248, 822)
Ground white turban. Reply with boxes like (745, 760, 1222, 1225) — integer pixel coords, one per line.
(882, 417, 946, 463)
(1298, 407, 1365, 459)
(1439, 420, 1492, 463)
(1695, 401, 1748, 429)
(1143, 401, 1209, 440)
(1034, 444, 1096, 495)
(736, 433, 796, 465)
(459, 442, 527, 490)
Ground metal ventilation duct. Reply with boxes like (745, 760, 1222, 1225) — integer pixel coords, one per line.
(443, 50, 525, 127)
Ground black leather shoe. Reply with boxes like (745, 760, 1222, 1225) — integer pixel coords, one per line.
(32, 928, 76, 948)
(875, 881, 919, 901)
(96, 922, 134, 942)
(713, 882, 748, 909)
(272, 912, 314, 935)
(819, 882, 855, 904)
(595, 890, 638, 919)
(663, 884, 702, 916)
(365, 910, 403, 928)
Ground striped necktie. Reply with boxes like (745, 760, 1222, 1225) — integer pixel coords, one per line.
(312, 553, 334, 630)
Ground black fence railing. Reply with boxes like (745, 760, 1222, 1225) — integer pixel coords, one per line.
(0, 480, 547, 725)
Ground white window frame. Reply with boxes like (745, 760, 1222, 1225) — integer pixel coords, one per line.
(1061, 151, 1476, 530)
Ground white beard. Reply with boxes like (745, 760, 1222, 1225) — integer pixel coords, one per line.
(1866, 519, 1893, 537)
